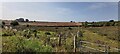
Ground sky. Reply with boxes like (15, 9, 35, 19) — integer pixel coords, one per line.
(0, 0, 120, 2)
(1, 2, 118, 22)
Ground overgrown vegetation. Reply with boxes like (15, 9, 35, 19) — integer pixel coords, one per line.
(1, 20, 120, 52)
(2, 29, 53, 52)
(10, 21, 19, 26)
(82, 20, 119, 27)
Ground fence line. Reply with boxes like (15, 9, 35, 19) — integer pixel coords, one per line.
(80, 41, 106, 47)
(111, 48, 120, 51)
(82, 45, 105, 52)
(80, 41, 120, 52)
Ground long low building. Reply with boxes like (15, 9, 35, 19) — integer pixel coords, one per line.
(3, 20, 82, 27)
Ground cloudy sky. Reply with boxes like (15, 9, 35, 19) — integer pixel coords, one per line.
(1, 2, 118, 22)
(0, 0, 119, 2)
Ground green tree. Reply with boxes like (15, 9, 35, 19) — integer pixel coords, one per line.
(109, 20, 114, 22)
(91, 21, 95, 27)
(25, 19, 29, 22)
(84, 21, 88, 27)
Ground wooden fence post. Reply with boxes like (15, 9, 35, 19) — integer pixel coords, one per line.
(74, 35, 76, 52)
(47, 35, 50, 45)
(105, 45, 109, 54)
(58, 32, 62, 46)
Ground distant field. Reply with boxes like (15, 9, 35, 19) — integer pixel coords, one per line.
(3, 20, 82, 27)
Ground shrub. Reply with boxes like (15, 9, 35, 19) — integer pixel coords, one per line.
(55, 27, 58, 29)
(2, 36, 53, 52)
(82, 21, 88, 27)
(25, 19, 29, 22)
(33, 30, 37, 32)
(45, 32, 51, 35)
(2, 33, 13, 36)
(103, 34, 107, 36)
(2, 21, 5, 25)
(104, 22, 110, 26)
(22, 30, 32, 38)
(10, 21, 19, 26)
(68, 27, 72, 30)
(26, 24, 29, 27)
(1, 21, 5, 28)
(2, 30, 14, 36)
(1, 25, 4, 28)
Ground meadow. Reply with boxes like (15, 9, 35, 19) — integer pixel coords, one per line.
(1, 25, 120, 52)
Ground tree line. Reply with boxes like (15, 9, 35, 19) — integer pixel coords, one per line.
(82, 20, 120, 27)
(1, 18, 120, 27)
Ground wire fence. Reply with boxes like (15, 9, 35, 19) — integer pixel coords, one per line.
(79, 41, 120, 52)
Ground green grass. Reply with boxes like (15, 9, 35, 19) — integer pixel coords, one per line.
(1, 26, 119, 52)
(81, 27, 119, 52)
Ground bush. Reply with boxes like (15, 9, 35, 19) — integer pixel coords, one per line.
(26, 24, 29, 27)
(68, 27, 72, 30)
(2, 30, 14, 36)
(22, 30, 32, 38)
(83, 21, 88, 27)
(55, 27, 58, 29)
(2, 21, 5, 25)
(1, 21, 5, 28)
(2, 36, 53, 52)
(104, 22, 110, 26)
(45, 32, 51, 35)
(1, 25, 4, 28)
(10, 21, 19, 26)
(25, 19, 29, 22)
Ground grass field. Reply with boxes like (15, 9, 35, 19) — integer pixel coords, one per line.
(1, 26, 120, 52)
